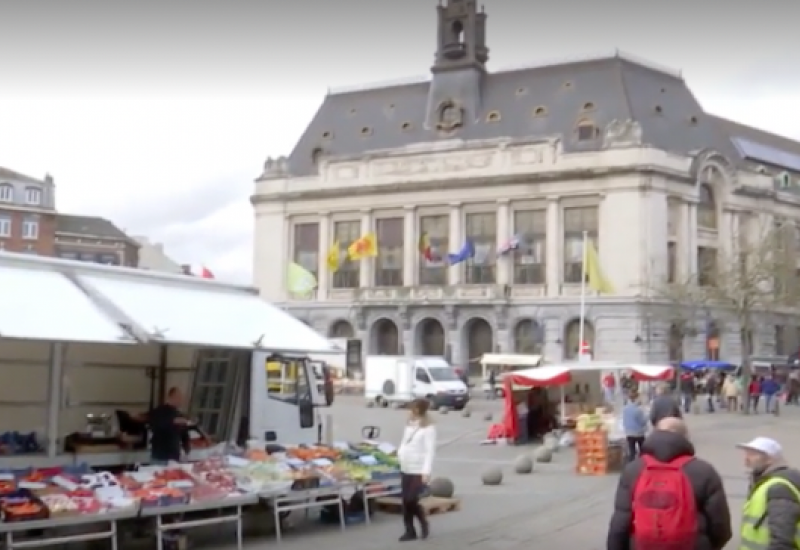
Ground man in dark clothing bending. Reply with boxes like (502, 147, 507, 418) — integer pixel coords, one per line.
(147, 387, 191, 464)
(649, 383, 682, 425)
(607, 417, 732, 550)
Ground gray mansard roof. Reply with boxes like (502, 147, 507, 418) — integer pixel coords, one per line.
(284, 53, 798, 179)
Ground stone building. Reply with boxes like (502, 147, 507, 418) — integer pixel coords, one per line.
(251, 0, 800, 372)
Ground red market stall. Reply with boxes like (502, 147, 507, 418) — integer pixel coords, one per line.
(498, 363, 673, 443)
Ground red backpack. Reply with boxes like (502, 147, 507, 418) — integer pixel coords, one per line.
(632, 455, 698, 550)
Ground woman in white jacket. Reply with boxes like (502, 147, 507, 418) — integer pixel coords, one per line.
(396, 398, 436, 541)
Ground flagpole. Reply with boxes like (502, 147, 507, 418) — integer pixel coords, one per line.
(578, 230, 588, 358)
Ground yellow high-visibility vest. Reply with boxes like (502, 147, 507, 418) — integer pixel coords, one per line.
(740, 477, 800, 550)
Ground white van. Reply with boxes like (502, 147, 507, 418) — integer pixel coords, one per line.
(365, 356, 470, 410)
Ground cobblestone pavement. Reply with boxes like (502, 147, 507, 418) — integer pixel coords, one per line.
(158, 399, 800, 550)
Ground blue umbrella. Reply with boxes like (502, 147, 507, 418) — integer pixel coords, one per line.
(680, 360, 735, 371)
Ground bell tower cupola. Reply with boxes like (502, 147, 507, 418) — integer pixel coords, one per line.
(433, 0, 488, 72)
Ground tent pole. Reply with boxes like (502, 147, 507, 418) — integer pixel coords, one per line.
(46, 343, 65, 458)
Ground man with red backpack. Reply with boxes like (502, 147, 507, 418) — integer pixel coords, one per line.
(607, 417, 732, 550)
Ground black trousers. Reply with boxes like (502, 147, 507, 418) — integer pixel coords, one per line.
(626, 436, 645, 461)
(400, 473, 427, 534)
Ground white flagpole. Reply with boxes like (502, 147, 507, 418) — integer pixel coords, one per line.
(578, 230, 588, 360)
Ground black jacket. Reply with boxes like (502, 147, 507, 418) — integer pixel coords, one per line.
(607, 430, 732, 550)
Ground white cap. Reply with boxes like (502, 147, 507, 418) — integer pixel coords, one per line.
(736, 437, 783, 457)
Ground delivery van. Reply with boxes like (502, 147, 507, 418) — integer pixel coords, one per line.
(364, 356, 469, 410)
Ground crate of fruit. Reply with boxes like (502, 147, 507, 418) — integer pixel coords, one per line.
(0, 489, 49, 522)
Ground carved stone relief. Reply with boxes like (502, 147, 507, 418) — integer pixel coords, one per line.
(350, 308, 367, 331)
(494, 305, 508, 331)
(436, 100, 463, 131)
(602, 119, 643, 149)
(397, 306, 411, 331)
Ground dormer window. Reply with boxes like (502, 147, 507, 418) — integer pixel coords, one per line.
(25, 187, 42, 205)
(0, 184, 12, 202)
(576, 120, 598, 141)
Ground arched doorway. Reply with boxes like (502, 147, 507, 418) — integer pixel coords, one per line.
(416, 318, 445, 356)
(465, 318, 493, 377)
(668, 323, 683, 363)
(705, 320, 721, 361)
(329, 320, 355, 338)
(371, 319, 399, 355)
(564, 319, 595, 359)
(513, 319, 543, 354)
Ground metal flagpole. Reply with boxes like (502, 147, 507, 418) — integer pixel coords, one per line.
(578, 230, 588, 362)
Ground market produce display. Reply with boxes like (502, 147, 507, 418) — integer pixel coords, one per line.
(0, 439, 402, 523)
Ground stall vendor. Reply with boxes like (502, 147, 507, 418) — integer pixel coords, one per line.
(146, 387, 191, 464)
(525, 389, 556, 440)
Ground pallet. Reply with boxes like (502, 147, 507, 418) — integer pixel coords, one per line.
(374, 496, 461, 515)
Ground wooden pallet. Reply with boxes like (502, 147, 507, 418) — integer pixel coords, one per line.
(374, 496, 461, 515)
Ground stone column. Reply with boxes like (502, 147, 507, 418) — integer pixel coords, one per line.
(677, 202, 690, 280)
(449, 203, 462, 285)
(496, 199, 510, 284)
(687, 201, 698, 275)
(359, 209, 373, 287)
(317, 212, 330, 300)
(545, 197, 560, 296)
(403, 206, 416, 286)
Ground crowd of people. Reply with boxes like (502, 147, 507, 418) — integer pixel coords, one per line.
(611, 383, 800, 550)
(678, 369, 798, 414)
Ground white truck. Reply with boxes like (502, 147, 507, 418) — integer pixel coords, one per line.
(364, 356, 469, 410)
(0, 252, 337, 468)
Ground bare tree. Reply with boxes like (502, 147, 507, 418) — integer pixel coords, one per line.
(643, 272, 705, 365)
(696, 218, 798, 413)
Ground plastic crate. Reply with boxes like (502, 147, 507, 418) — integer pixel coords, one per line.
(1, 489, 49, 522)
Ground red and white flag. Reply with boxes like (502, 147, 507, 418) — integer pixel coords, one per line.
(182, 264, 215, 279)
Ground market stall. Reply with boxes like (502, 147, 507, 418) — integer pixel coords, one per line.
(498, 362, 674, 443)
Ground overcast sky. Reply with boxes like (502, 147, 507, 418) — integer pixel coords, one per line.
(1, 0, 797, 283)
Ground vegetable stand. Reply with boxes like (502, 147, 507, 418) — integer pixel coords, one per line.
(0, 508, 137, 550)
(141, 494, 258, 550)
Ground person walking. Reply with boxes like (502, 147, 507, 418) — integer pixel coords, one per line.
(704, 372, 719, 413)
(761, 376, 781, 414)
(679, 371, 695, 413)
(621, 392, 647, 462)
(607, 417, 732, 550)
(737, 437, 800, 550)
(486, 369, 496, 400)
(649, 383, 682, 425)
(750, 377, 763, 413)
(722, 374, 739, 413)
(397, 398, 436, 542)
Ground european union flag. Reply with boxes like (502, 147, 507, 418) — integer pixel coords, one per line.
(447, 240, 475, 265)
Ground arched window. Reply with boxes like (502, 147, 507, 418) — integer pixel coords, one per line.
(513, 320, 542, 354)
(698, 183, 717, 229)
(564, 319, 595, 359)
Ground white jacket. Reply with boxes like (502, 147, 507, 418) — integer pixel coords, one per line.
(397, 423, 436, 475)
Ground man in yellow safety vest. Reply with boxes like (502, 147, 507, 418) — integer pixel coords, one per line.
(738, 437, 800, 550)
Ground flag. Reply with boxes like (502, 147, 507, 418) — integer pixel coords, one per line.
(418, 232, 433, 261)
(182, 264, 214, 279)
(287, 262, 317, 296)
(584, 240, 614, 294)
(447, 240, 475, 265)
(326, 240, 341, 272)
(498, 235, 521, 256)
(348, 232, 378, 260)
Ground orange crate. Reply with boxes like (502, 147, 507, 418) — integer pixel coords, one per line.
(576, 463, 609, 476)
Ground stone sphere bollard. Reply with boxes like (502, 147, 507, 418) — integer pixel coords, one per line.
(438, 406, 449, 414)
(534, 446, 553, 463)
(428, 477, 455, 498)
(543, 434, 560, 453)
(483, 412, 493, 421)
(481, 467, 503, 486)
(514, 454, 534, 474)
(461, 407, 471, 418)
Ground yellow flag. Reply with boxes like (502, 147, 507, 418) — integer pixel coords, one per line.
(287, 262, 317, 296)
(585, 240, 614, 294)
(347, 232, 378, 261)
(326, 240, 341, 272)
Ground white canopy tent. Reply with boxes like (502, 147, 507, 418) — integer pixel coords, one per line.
(0, 252, 336, 464)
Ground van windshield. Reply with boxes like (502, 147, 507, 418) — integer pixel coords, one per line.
(428, 367, 460, 382)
